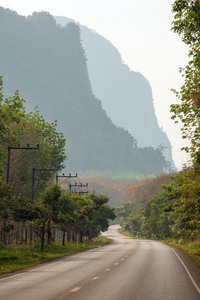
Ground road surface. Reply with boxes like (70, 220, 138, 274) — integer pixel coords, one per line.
(0, 225, 200, 299)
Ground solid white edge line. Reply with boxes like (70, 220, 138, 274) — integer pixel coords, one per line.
(171, 248, 200, 294)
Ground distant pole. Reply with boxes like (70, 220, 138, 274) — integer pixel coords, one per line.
(56, 173, 78, 184)
(69, 182, 88, 195)
(56, 173, 78, 191)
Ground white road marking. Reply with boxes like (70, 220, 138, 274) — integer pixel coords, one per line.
(92, 276, 99, 280)
(171, 248, 200, 294)
(70, 287, 81, 292)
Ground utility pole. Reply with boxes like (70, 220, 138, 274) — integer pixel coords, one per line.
(32, 167, 58, 199)
(56, 173, 78, 194)
(56, 173, 78, 184)
(6, 144, 39, 184)
(69, 182, 88, 195)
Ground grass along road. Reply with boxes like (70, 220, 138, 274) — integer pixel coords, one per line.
(0, 237, 111, 275)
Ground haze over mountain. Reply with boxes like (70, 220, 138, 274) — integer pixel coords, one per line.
(56, 16, 173, 165)
(0, 7, 173, 176)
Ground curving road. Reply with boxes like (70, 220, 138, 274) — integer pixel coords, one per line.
(0, 225, 200, 299)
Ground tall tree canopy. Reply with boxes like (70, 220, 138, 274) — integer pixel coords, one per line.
(170, 0, 200, 165)
(0, 77, 66, 198)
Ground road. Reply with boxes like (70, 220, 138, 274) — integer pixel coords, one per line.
(0, 225, 200, 300)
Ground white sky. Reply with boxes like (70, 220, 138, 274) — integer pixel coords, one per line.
(0, 0, 190, 169)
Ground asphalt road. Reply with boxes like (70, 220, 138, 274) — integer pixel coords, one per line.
(1, 225, 200, 300)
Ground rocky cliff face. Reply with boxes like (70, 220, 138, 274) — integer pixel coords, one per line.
(56, 16, 174, 166)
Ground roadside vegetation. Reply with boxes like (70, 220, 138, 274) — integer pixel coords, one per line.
(0, 77, 115, 275)
(0, 237, 111, 275)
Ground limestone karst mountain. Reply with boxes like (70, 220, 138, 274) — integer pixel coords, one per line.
(0, 7, 172, 175)
(56, 16, 174, 166)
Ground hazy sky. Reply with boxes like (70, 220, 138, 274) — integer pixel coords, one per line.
(0, 0, 190, 169)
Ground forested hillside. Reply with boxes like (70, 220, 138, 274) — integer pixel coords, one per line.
(0, 7, 171, 175)
(56, 16, 174, 165)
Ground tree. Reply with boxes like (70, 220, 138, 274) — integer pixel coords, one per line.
(85, 194, 116, 241)
(40, 183, 63, 247)
(0, 76, 26, 176)
(57, 191, 75, 246)
(0, 179, 13, 244)
(9, 108, 66, 199)
(163, 169, 200, 240)
(0, 180, 12, 219)
(125, 175, 172, 215)
(170, 0, 200, 165)
(0, 77, 66, 199)
(72, 194, 92, 243)
(171, 1, 200, 45)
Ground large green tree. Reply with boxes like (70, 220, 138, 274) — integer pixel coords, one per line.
(0, 77, 66, 198)
(170, 0, 200, 165)
(16, 108, 66, 198)
(0, 76, 26, 175)
(85, 194, 116, 240)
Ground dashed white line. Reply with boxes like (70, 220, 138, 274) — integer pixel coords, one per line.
(70, 287, 81, 293)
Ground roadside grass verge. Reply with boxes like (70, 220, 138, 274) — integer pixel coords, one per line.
(0, 236, 111, 275)
(166, 240, 200, 266)
(118, 228, 134, 238)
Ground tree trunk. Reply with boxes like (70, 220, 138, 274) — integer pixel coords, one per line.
(16, 222, 19, 245)
(41, 223, 46, 251)
(72, 230, 77, 244)
(67, 230, 71, 242)
(62, 230, 66, 246)
(52, 229, 56, 242)
(47, 221, 51, 245)
(88, 229, 93, 242)
(20, 223, 24, 245)
(79, 231, 83, 244)
(25, 225, 28, 245)
(3, 219, 7, 246)
(29, 222, 33, 247)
